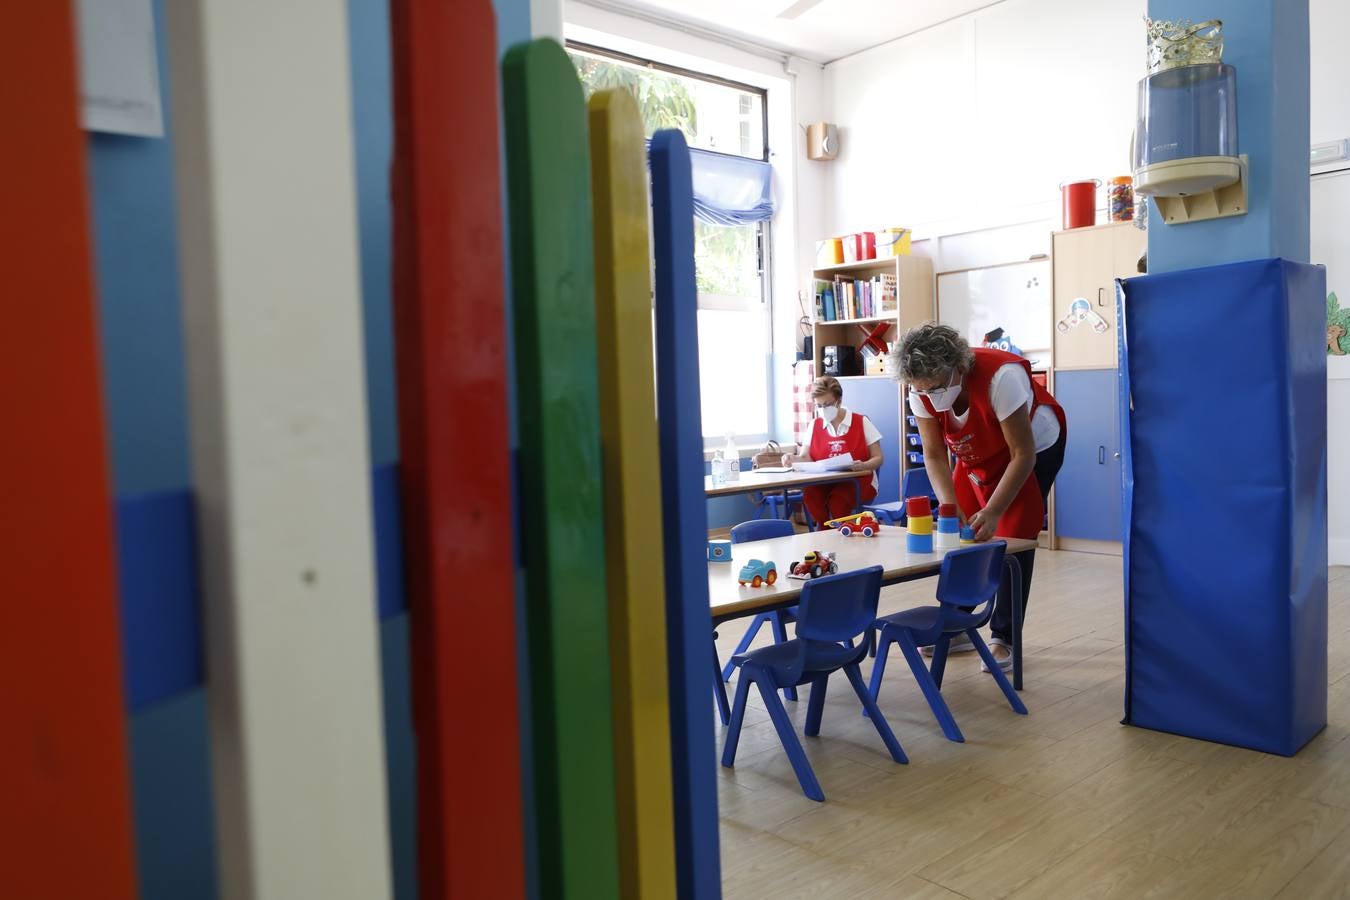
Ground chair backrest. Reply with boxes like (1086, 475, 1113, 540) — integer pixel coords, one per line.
(934, 541, 1007, 626)
(730, 518, 795, 544)
(901, 468, 937, 511)
(796, 565, 884, 643)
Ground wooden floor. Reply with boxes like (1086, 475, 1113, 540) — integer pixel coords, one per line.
(714, 552, 1350, 899)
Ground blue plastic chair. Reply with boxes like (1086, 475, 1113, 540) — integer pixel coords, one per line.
(722, 565, 907, 801)
(754, 489, 805, 523)
(865, 468, 938, 525)
(868, 541, 1027, 743)
(712, 519, 799, 727)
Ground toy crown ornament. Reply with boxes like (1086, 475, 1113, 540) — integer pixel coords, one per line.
(1145, 17, 1224, 73)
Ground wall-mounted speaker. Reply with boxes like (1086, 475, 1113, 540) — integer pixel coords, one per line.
(806, 122, 838, 161)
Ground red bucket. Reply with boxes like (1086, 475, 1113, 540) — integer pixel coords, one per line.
(1060, 179, 1099, 229)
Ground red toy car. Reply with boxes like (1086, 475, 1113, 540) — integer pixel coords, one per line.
(789, 551, 838, 580)
(825, 512, 882, 537)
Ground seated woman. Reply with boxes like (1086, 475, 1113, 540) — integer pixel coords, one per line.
(783, 375, 883, 528)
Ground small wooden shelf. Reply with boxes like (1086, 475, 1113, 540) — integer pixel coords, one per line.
(813, 257, 903, 275)
(808, 250, 935, 490)
(812, 315, 896, 327)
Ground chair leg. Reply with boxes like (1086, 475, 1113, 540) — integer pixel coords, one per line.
(843, 663, 908, 764)
(804, 674, 828, 736)
(712, 640, 730, 726)
(865, 629, 895, 717)
(753, 671, 824, 801)
(720, 672, 754, 767)
(930, 633, 952, 688)
(769, 613, 798, 702)
(896, 631, 965, 743)
(721, 614, 767, 681)
(969, 629, 1028, 715)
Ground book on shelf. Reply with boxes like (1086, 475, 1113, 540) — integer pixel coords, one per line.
(812, 272, 898, 323)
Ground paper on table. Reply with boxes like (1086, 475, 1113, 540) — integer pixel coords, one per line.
(792, 456, 855, 474)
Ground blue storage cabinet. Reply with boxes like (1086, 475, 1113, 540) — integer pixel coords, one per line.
(1053, 368, 1120, 542)
(839, 376, 900, 503)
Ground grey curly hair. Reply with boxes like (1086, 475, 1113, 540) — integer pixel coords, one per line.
(890, 322, 975, 383)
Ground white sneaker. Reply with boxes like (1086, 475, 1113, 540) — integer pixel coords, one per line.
(922, 633, 975, 657)
(981, 637, 1014, 673)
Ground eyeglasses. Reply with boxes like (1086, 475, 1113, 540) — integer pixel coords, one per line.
(910, 373, 957, 396)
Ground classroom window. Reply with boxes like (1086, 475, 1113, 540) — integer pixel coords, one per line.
(568, 42, 774, 446)
(566, 43, 766, 160)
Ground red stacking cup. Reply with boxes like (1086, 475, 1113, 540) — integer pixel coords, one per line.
(938, 503, 957, 518)
(906, 496, 932, 518)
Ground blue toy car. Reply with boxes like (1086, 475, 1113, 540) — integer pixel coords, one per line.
(737, 559, 778, 587)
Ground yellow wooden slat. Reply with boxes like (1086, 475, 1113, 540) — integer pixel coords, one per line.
(587, 87, 678, 900)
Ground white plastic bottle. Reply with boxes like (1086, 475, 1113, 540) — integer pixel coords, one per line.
(724, 434, 740, 482)
(711, 448, 727, 487)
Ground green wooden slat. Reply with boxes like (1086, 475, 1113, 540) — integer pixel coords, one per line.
(501, 37, 621, 899)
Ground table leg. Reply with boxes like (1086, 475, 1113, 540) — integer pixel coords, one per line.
(1006, 555, 1024, 691)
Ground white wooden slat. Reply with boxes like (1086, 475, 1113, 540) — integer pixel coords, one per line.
(166, 2, 393, 897)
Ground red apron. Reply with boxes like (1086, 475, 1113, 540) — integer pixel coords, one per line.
(918, 348, 1065, 539)
(808, 412, 877, 503)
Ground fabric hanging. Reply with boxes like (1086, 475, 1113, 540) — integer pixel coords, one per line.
(647, 140, 775, 226)
(688, 148, 774, 226)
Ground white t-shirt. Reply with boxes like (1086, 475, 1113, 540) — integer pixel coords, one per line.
(909, 364, 1062, 452)
(812, 408, 882, 492)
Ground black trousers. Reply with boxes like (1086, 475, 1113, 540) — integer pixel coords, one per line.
(990, 431, 1066, 644)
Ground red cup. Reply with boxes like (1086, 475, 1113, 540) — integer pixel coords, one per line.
(906, 497, 932, 518)
(1060, 180, 1099, 229)
(938, 503, 957, 518)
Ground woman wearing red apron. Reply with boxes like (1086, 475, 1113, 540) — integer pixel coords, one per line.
(784, 375, 883, 527)
(894, 324, 1067, 670)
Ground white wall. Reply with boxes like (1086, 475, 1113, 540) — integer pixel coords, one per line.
(825, 0, 1144, 241)
(564, 1, 828, 444)
(1311, 0, 1350, 147)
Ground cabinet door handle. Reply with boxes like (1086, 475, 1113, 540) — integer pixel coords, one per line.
(1113, 451, 1121, 459)
(1098, 445, 1106, 464)
(1097, 287, 1105, 307)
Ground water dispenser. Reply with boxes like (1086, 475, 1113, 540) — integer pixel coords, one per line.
(1132, 19, 1247, 223)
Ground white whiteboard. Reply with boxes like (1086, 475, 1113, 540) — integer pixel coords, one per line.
(1312, 168, 1350, 311)
(936, 259, 1052, 367)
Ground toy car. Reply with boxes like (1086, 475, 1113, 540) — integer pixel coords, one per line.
(789, 551, 838, 580)
(824, 512, 882, 537)
(737, 559, 777, 587)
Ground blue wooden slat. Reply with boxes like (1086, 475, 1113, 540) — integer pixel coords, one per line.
(117, 466, 408, 710)
(371, 463, 407, 618)
(116, 490, 203, 713)
(649, 129, 723, 900)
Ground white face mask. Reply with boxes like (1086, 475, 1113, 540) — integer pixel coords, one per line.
(918, 375, 963, 412)
(817, 404, 839, 421)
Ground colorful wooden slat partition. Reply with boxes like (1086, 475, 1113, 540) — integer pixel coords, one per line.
(501, 38, 622, 897)
(165, 1, 393, 895)
(388, 0, 526, 896)
(0, 5, 138, 896)
(588, 89, 680, 899)
(649, 131, 725, 898)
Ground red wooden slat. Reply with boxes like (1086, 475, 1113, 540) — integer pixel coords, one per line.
(0, 4, 138, 897)
(388, 1, 527, 896)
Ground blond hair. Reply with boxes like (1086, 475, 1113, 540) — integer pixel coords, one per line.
(811, 375, 843, 402)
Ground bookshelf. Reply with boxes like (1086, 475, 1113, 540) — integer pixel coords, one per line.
(809, 254, 934, 378)
(809, 252, 935, 493)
